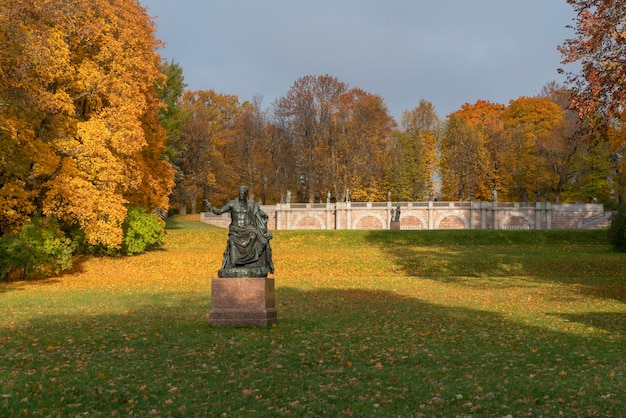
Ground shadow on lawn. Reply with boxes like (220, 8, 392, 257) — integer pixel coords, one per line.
(365, 230, 626, 304)
(0, 276, 63, 294)
(0, 255, 91, 293)
(549, 311, 626, 339)
(1, 286, 623, 416)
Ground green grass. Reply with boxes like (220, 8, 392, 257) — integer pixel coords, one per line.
(1, 220, 624, 417)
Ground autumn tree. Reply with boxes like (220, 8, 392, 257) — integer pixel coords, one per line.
(175, 90, 242, 213)
(452, 93, 615, 205)
(274, 75, 394, 202)
(230, 95, 267, 201)
(502, 97, 565, 202)
(533, 82, 601, 203)
(264, 116, 298, 203)
(559, 0, 626, 119)
(440, 116, 489, 201)
(0, 0, 172, 248)
(125, 87, 175, 212)
(606, 117, 626, 205)
(566, 129, 616, 205)
(156, 60, 188, 163)
(453, 100, 507, 200)
(389, 100, 440, 201)
(334, 88, 395, 201)
(559, 1, 626, 204)
(274, 75, 348, 202)
(388, 131, 427, 201)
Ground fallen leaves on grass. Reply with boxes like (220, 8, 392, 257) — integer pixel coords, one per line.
(0, 229, 624, 416)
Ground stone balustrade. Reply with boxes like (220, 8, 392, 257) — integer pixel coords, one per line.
(201, 201, 611, 231)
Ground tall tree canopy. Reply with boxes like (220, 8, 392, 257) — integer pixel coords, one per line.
(156, 60, 188, 164)
(451, 95, 598, 203)
(274, 75, 349, 202)
(175, 90, 242, 212)
(274, 75, 395, 203)
(453, 100, 507, 199)
(503, 97, 566, 202)
(389, 100, 440, 201)
(559, 0, 626, 202)
(0, 0, 172, 247)
(440, 116, 489, 201)
(559, 0, 626, 119)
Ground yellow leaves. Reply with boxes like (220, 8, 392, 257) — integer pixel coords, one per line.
(75, 116, 144, 194)
(0, 182, 36, 234)
(0, 0, 173, 240)
(0, 227, 624, 416)
(105, 111, 147, 157)
(44, 173, 128, 248)
(75, 59, 106, 97)
(27, 28, 71, 83)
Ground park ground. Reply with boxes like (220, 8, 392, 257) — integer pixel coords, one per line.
(1, 215, 625, 416)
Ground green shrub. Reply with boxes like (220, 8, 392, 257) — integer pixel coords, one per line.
(0, 236, 19, 281)
(607, 204, 626, 252)
(0, 216, 76, 281)
(121, 207, 166, 255)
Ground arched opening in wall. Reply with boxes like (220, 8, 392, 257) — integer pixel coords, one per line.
(356, 216, 385, 230)
(400, 216, 424, 230)
(439, 216, 466, 229)
(294, 216, 322, 230)
(501, 215, 531, 230)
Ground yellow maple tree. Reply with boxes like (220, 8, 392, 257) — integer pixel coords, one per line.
(0, 0, 172, 247)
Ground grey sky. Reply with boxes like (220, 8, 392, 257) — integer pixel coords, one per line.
(142, 0, 577, 121)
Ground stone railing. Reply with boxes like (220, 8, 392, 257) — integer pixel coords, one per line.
(200, 201, 608, 231)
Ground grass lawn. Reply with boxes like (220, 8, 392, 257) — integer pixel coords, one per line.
(1, 216, 625, 417)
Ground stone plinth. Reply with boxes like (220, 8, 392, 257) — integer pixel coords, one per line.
(209, 277, 277, 327)
(390, 220, 401, 230)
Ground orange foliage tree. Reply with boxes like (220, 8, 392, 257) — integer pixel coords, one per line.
(0, 0, 172, 247)
(503, 97, 566, 202)
(439, 116, 489, 201)
(559, 0, 626, 202)
(559, 0, 626, 119)
(230, 96, 268, 202)
(261, 120, 298, 204)
(174, 90, 242, 213)
(389, 100, 441, 201)
(391, 99, 442, 200)
(453, 100, 508, 200)
(451, 95, 594, 203)
(275, 75, 349, 202)
(335, 88, 396, 202)
(274, 75, 395, 202)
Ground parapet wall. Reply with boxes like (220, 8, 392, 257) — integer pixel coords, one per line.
(201, 201, 612, 231)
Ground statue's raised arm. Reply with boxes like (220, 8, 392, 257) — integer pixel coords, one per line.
(204, 199, 230, 215)
(203, 199, 215, 213)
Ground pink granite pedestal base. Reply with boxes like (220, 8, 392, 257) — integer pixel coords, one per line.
(209, 277, 277, 327)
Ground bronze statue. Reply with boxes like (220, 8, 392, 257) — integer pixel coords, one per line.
(204, 185, 274, 278)
(393, 204, 401, 222)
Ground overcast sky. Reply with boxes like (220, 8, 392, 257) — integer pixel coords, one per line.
(142, 0, 577, 121)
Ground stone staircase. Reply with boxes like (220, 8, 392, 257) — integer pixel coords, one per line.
(578, 212, 615, 229)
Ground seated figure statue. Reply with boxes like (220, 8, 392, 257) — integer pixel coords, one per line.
(204, 185, 274, 278)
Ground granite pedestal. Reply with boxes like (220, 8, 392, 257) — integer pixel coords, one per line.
(209, 277, 277, 327)
(390, 220, 401, 230)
